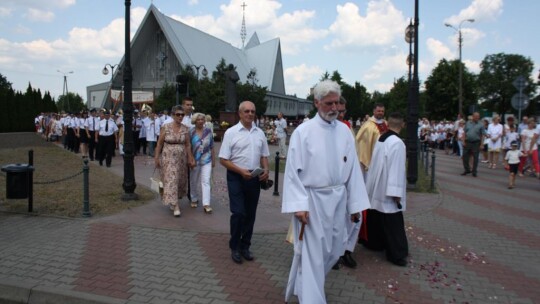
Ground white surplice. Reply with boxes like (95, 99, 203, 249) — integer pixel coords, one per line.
(282, 114, 370, 304)
(365, 132, 407, 213)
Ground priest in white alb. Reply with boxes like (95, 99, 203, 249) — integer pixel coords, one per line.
(365, 112, 409, 267)
(282, 80, 371, 304)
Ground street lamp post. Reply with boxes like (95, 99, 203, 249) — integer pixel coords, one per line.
(445, 18, 474, 117)
(406, 0, 419, 188)
(122, 0, 137, 201)
(102, 63, 118, 111)
(57, 70, 74, 111)
(186, 64, 208, 97)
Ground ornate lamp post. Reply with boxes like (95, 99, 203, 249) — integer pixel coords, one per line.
(57, 70, 74, 111)
(102, 63, 118, 110)
(445, 18, 475, 117)
(406, 0, 419, 188)
(186, 64, 208, 96)
(122, 0, 137, 200)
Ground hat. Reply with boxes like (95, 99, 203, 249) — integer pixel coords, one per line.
(90, 108, 97, 113)
(134, 109, 139, 113)
(511, 141, 518, 146)
(103, 110, 111, 115)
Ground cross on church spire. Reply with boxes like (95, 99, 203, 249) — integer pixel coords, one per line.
(240, 2, 247, 49)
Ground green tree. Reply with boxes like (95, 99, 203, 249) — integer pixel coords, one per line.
(424, 58, 476, 120)
(153, 82, 176, 113)
(237, 69, 268, 117)
(477, 53, 537, 118)
(56, 92, 85, 113)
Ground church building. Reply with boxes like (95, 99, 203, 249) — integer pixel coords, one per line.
(86, 4, 312, 117)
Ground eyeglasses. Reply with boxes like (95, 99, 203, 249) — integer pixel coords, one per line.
(243, 110, 255, 114)
(174, 113, 184, 117)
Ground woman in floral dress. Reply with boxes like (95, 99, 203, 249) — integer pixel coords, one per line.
(154, 105, 195, 217)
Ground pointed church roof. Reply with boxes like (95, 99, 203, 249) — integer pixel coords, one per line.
(134, 4, 285, 94)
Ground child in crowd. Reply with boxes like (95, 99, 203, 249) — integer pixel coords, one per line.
(504, 141, 523, 189)
(502, 124, 519, 160)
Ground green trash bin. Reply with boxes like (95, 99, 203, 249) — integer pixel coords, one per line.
(1, 164, 34, 199)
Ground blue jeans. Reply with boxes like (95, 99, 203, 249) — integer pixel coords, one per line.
(227, 170, 261, 251)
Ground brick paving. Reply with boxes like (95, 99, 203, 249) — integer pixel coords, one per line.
(0, 143, 539, 303)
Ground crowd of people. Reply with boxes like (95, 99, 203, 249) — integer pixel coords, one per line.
(417, 112, 540, 187)
(34, 81, 538, 303)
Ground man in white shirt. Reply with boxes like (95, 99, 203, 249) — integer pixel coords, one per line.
(181, 97, 194, 128)
(365, 112, 409, 267)
(275, 112, 287, 159)
(85, 108, 100, 161)
(95, 110, 118, 167)
(283, 80, 370, 303)
(219, 101, 270, 264)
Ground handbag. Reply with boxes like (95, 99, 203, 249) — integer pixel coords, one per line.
(150, 168, 164, 197)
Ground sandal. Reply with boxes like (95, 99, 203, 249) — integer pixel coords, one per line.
(190, 201, 198, 208)
(173, 206, 181, 217)
(203, 206, 213, 214)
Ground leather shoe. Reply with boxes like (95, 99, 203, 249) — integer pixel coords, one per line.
(472, 172, 477, 177)
(231, 250, 242, 264)
(392, 258, 407, 267)
(241, 249, 254, 261)
(332, 258, 341, 270)
(341, 250, 357, 268)
(460, 171, 471, 176)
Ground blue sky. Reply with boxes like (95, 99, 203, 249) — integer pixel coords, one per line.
(0, 0, 538, 102)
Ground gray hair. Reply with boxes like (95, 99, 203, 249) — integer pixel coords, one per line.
(313, 80, 341, 101)
(191, 112, 205, 124)
(171, 105, 183, 113)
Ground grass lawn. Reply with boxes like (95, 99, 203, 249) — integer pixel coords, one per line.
(0, 133, 154, 217)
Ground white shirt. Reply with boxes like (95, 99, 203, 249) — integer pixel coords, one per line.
(521, 128, 538, 151)
(85, 116, 100, 131)
(505, 149, 523, 164)
(219, 122, 270, 170)
(97, 118, 118, 136)
(182, 113, 193, 128)
(275, 118, 287, 139)
(366, 131, 407, 213)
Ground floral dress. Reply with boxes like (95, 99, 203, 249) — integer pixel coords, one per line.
(160, 123, 189, 206)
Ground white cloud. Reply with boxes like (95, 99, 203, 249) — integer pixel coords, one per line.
(188, 0, 199, 5)
(284, 64, 322, 97)
(445, 0, 503, 24)
(0, 6, 147, 77)
(0, 7, 13, 17)
(14, 24, 31, 35)
(463, 59, 481, 74)
(426, 38, 454, 61)
(24, 8, 55, 22)
(325, 1, 406, 51)
(175, 0, 326, 54)
(364, 53, 407, 81)
(1, 0, 75, 9)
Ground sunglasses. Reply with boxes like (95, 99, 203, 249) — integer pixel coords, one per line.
(243, 110, 255, 114)
(174, 113, 184, 117)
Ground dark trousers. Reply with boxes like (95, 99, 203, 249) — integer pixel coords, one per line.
(66, 128, 75, 151)
(133, 130, 140, 154)
(139, 137, 147, 155)
(462, 141, 480, 174)
(98, 135, 115, 166)
(363, 209, 409, 263)
(227, 170, 261, 251)
(88, 130, 96, 160)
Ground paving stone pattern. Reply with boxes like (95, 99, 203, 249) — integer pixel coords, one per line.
(0, 150, 539, 303)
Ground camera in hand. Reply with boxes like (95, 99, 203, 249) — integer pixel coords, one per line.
(260, 179, 273, 190)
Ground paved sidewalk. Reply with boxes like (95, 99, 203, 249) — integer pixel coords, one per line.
(0, 146, 539, 303)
